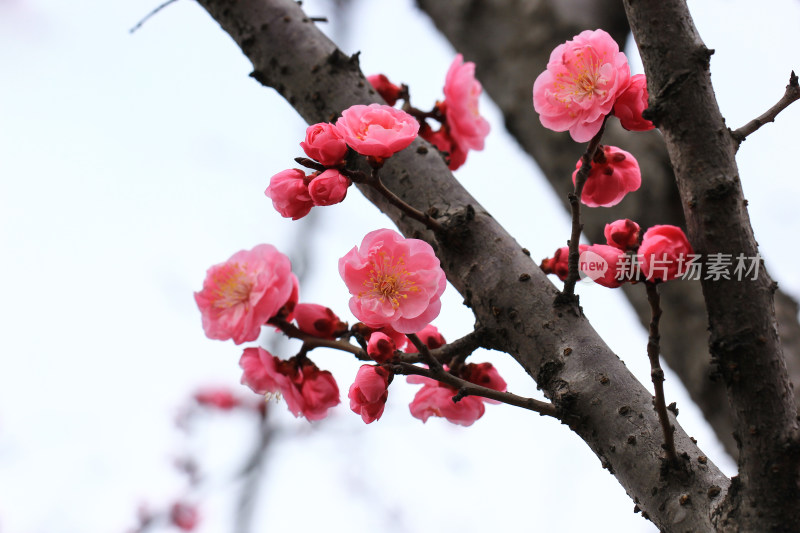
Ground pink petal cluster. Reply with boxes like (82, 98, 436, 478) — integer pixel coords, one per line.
(193, 387, 240, 410)
(605, 218, 641, 251)
(170, 502, 199, 532)
(367, 74, 403, 106)
(339, 229, 447, 334)
(366, 331, 396, 363)
(613, 74, 655, 132)
(579, 244, 626, 288)
(335, 104, 419, 159)
(265, 169, 314, 220)
(440, 55, 490, 161)
(348, 365, 391, 424)
(404, 324, 445, 353)
(541, 245, 585, 281)
(300, 122, 348, 166)
(294, 303, 345, 339)
(308, 169, 350, 206)
(573, 145, 641, 207)
(239, 348, 340, 421)
(638, 225, 694, 282)
(408, 363, 506, 426)
(420, 126, 467, 170)
(533, 29, 631, 142)
(194, 244, 297, 345)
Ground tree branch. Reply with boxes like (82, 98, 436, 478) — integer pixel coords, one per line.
(192, 0, 731, 529)
(623, 0, 800, 528)
(731, 71, 800, 149)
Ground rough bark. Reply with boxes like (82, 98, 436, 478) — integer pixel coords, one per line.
(414, 0, 800, 461)
(192, 0, 734, 530)
(623, 1, 800, 530)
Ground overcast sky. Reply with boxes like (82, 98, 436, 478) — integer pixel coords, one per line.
(1, 0, 799, 532)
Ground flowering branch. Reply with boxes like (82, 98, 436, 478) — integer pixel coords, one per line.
(560, 119, 608, 299)
(270, 318, 369, 360)
(644, 282, 678, 465)
(731, 71, 800, 149)
(390, 361, 559, 418)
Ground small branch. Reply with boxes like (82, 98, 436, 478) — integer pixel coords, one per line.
(393, 329, 485, 366)
(129, 0, 179, 34)
(294, 157, 328, 172)
(731, 71, 800, 149)
(270, 318, 368, 359)
(367, 169, 444, 233)
(560, 119, 607, 299)
(391, 361, 559, 418)
(406, 333, 443, 371)
(645, 281, 678, 465)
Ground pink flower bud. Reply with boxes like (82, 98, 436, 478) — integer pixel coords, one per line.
(540, 245, 589, 282)
(604, 219, 641, 251)
(464, 363, 507, 398)
(366, 332, 396, 363)
(613, 74, 655, 132)
(405, 324, 446, 353)
(308, 169, 351, 206)
(335, 104, 419, 159)
(294, 303, 344, 339)
(638, 225, 693, 282)
(572, 145, 641, 208)
(348, 365, 391, 424)
(170, 502, 199, 531)
(264, 169, 314, 220)
(300, 122, 348, 166)
(420, 125, 467, 170)
(367, 74, 402, 106)
(193, 387, 240, 410)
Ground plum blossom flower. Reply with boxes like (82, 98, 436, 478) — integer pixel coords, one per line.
(579, 244, 627, 288)
(420, 125, 467, 170)
(638, 225, 694, 282)
(407, 363, 506, 426)
(194, 244, 297, 344)
(239, 348, 340, 421)
(348, 365, 391, 423)
(605, 219, 641, 251)
(339, 229, 447, 334)
(367, 74, 403, 106)
(193, 387, 240, 410)
(293, 303, 345, 339)
(613, 74, 655, 132)
(170, 502, 199, 531)
(264, 168, 314, 220)
(440, 54, 490, 163)
(573, 145, 641, 207)
(335, 104, 419, 159)
(404, 324, 446, 353)
(308, 169, 351, 206)
(300, 122, 348, 166)
(541, 245, 586, 281)
(366, 332, 396, 363)
(533, 29, 631, 142)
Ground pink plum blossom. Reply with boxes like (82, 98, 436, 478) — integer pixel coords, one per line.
(193, 387, 240, 410)
(366, 331, 396, 363)
(170, 502, 199, 531)
(348, 365, 391, 423)
(533, 29, 631, 142)
(541, 244, 589, 282)
(239, 348, 340, 421)
(300, 122, 348, 166)
(420, 125, 467, 170)
(367, 74, 403, 106)
(605, 219, 641, 251)
(572, 145, 641, 207)
(463, 363, 508, 404)
(335, 104, 419, 159)
(638, 225, 694, 282)
(405, 324, 446, 353)
(441, 54, 490, 159)
(293, 303, 345, 339)
(308, 169, 351, 206)
(613, 74, 655, 132)
(194, 244, 297, 344)
(339, 229, 447, 334)
(264, 168, 314, 220)
(579, 244, 627, 288)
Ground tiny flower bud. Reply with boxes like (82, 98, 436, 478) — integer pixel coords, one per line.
(367, 74, 403, 106)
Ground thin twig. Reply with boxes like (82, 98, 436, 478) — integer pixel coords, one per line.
(270, 318, 368, 359)
(129, 0, 179, 34)
(645, 281, 678, 465)
(731, 71, 800, 149)
(367, 170, 444, 233)
(393, 329, 485, 366)
(406, 333, 443, 371)
(560, 119, 608, 299)
(392, 361, 558, 418)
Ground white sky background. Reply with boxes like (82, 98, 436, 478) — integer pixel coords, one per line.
(1, 0, 798, 532)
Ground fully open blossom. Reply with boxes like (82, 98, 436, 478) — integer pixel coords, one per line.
(194, 244, 296, 344)
(573, 145, 641, 207)
(308, 169, 350, 206)
(613, 74, 654, 132)
(405, 324, 446, 353)
(420, 125, 467, 170)
(441, 54, 490, 157)
(293, 303, 345, 339)
(366, 331, 396, 363)
(264, 169, 314, 220)
(638, 225, 694, 282)
(367, 74, 403, 106)
(605, 219, 641, 251)
(193, 387, 240, 410)
(533, 29, 630, 142)
(339, 229, 447, 334)
(408, 363, 506, 426)
(348, 365, 391, 423)
(579, 244, 626, 288)
(239, 348, 340, 421)
(335, 104, 419, 159)
(300, 122, 348, 166)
